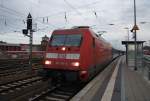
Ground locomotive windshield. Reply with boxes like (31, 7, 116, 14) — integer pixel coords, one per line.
(50, 34, 82, 46)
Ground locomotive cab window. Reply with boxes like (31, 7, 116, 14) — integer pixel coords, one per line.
(50, 35, 66, 46)
(50, 34, 82, 46)
(65, 34, 82, 46)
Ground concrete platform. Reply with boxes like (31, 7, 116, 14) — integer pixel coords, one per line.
(71, 56, 150, 101)
(123, 58, 150, 101)
(71, 57, 121, 101)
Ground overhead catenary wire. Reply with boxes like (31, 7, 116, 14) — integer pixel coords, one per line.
(0, 0, 105, 43)
(0, 15, 25, 26)
(36, 19, 57, 28)
(0, 16, 54, 34)
(63, 0, 88, 23)
(0, 0, 104, 34)
(2, 0, 103, 22)
(0, 5, 25, 16)
(0, 13, 56, 33)
(34, 0, 102, 20)
(0, 5, 27, 30)
(27, 1, 104, 28)
(0, 14, 24, 21)
(4, 22, 23, 31)
(64, 0, 83, 16)
(0, 2, 82, 27)
(0, 4, 56, 31)
(0, 5, 26, 21)
(0, 17, 25, 34)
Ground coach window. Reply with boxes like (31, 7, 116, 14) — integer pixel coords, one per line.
(93, 38, 95, 48)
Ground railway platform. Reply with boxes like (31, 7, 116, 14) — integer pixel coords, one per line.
(71, 56, 150, 101)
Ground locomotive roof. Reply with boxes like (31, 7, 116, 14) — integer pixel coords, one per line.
(71, 26, 90, 29)
(55, 26, 90, 31)
(53, 27, 112, 46)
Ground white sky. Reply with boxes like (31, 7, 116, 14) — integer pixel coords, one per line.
(0, 0, 150, 50)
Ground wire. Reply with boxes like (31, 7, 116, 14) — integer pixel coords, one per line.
(0, 5, 25, 17)
(0, 1, 103, 33)
(64, 0, 83, 16)
(0, 8, 23, 19)
(0, 14, 24, 21)
(36, 19, 57, 28)
(79, 1, 101, 9)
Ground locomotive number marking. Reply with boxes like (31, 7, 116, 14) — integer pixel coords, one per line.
(58, 54, 66, 58)
(46, 53, 80, 59)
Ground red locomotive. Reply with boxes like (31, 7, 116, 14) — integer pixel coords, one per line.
(43, 26, 113, 82)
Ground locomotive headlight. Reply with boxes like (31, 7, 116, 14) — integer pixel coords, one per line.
(61, 47, 66, 51)
(72, 62, 80, 67)
(45, 60, 52, 65)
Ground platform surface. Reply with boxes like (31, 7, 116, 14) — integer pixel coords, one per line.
(107, 56, 150, 101)
(123, 58, 150, 101)
(71, 56, 150, 101)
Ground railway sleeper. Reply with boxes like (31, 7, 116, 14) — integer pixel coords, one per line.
(0, 71, 37, 85)
(0, 80, 48, 101)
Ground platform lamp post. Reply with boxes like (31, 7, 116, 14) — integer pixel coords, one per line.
(22, 13, 33, 70)
(131, 0, 139, 71)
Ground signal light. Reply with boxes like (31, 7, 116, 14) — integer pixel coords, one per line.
(45, 60, 52, 65)
(72, 62, 80, 67)
(22, 29, 28, 35)
(27, 13, 32, 30)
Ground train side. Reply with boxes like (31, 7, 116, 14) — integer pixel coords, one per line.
(43, 27, 112, 82)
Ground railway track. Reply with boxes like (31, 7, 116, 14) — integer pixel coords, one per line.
(0, 77, 84, 101)
(0, 72, 85, 101)
(0, 67, 43, 86)
(0, 64, 42, 77)
(29, 83, 85, 101)
(0, 58, 42, 71)
(0, 60, 43, 89)
(0, 76, 47, 101)
(0, 60, 28, 71)
(0, 70, 37, 85)
(0, 66, 28, 76)
(0, 58, 120, 101)
(0, 76, 42, 94)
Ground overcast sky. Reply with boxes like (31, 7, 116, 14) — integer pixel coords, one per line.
(0, 0, 150, 50)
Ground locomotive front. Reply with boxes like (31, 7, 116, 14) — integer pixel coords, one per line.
(43, 29, 86, 81)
